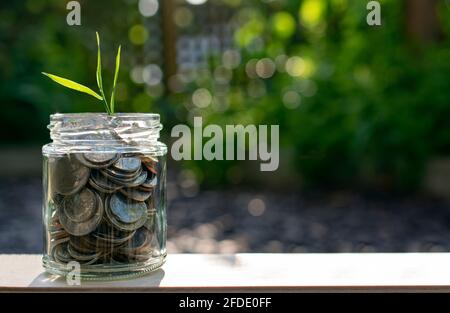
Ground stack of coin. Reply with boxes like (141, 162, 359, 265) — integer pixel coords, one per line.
(47, 153, 158, 266)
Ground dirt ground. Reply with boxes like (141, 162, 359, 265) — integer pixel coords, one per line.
(1, 177, 450, 254)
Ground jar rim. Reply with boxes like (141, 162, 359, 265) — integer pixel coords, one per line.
(50, 112, 160, 119)
(48, 112, 163, 147)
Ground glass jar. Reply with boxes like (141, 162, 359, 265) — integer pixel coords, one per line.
(42, 113, 167, 280)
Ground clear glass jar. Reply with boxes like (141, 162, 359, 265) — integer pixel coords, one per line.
(42, 113, 167, 280)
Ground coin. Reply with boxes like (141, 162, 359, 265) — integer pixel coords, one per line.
(128, 227, 151, 249)
(75, 153, 117, 169)
(91, 221, 136, 245)
(112, 157, 141, 173)
(63, 188, 97, 223)
(119, 187, 152, 202)
(59, 188, 104, 236)
(105, 194, 148, 232)
(47, 151, 159, 267)
(68, 241, 102, 262)
(84, 152, 118, 165)
(116, 228, 153, 260)
(49, 234, 69, 256)
(69, 236, 99, 254)
(100, 167, 142, 185)
(125, 170, 148, 188)
(109, 193, 147, 224)
(140, 173, 157, 190)
(50, 155, 90, 196)
(89, 170, 122, 193)
(141, 155, 158, 174)
(144, 209, 157, 231)
(102, 167, 141, 180)
(53, 242, 73, 264)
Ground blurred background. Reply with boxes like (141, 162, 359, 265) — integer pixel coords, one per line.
(1, 0, 450, 254)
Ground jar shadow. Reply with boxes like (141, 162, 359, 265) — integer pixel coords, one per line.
(27, 269, 166, 289)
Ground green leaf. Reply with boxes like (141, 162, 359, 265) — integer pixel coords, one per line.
(110, 45, 121, 114)
(96, 32, 110, 114)
(42, 72, 103, 100)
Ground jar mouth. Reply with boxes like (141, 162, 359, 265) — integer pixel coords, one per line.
(48, 112, 163, 147)
(51, 112, 161, 120)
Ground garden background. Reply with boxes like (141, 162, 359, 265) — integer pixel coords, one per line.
(1, 0, 450, 254)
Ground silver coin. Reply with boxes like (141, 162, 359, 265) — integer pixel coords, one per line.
(100, 168, 142, 185)
(112, 157, 142, 173)
(89, 178, 116, 194)
(63, 188, 97, 223)
(105, 195, 148, 232)
(69, 236, 98, 254)
(125, 170, 148, 188)
(109, 193, 147, 224)
(60, 189, 104, 236)
(140, 173, 157, 190)
(50, 155, 90, 196)
(49, 235, 70, 257)
(118, 228, 153, 257)
(84, 152, 118, 165)
(102, 167, 141, 180)
(68, 241, 102, 261)
(128, 227, 150, 249)
(119, 187, 152, 202)
(91, 221, 135, 244)
(75, 153, 118, 169)
(144, 209, 156, 231)
(53, 242, 73, 264)
(90, 170, 122, 192)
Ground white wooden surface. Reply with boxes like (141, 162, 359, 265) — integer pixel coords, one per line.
(2, 253, 450, 291)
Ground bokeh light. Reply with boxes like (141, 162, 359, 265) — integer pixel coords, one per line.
(143, 64, 163, 86)
(130, 66, 145, 84)
(245, 59, 258, 79)
(178, 169, 199, 197)
(256, 58, 276, 79)
(174, 7, 193, 28)
(300, 0, 326, 28)
(271, 11, 296, 39)
(248, 198, 266, 217)
(129, 24, 149, 45)
(138, 0, 159, 17)
(282, 90, 301, 109)
(222, 49, 241, 69)
(192, 88, 212, 108)
(285, 56, 306, 77)
(185, 0, 208, 5)
(214, 66, 232, 84)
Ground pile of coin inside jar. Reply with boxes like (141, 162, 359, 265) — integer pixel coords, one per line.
(47, 153, 158, 266)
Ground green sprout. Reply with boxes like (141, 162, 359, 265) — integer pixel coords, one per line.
(42, 32, 121, 114)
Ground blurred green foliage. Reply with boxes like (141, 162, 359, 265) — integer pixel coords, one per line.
(1, 0, 450, 190)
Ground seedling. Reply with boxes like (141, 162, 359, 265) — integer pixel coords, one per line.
(42, 32, 121, 114)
